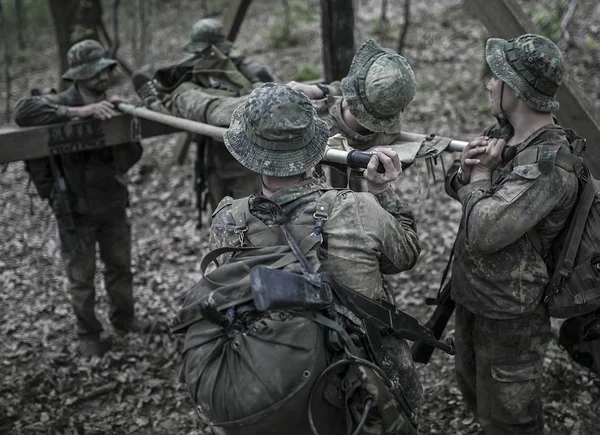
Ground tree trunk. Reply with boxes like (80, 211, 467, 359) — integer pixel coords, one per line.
(320, 0, 355, 83)
(0, 0, 12, 121)
(14, 0, 25, 49)
(47, 0, 103, 88)
(381, 0, 388, 22)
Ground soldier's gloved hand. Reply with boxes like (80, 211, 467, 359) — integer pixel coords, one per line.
(286, 81, 326, 99)
(364, 148, 402, 194)
(76, 101, 119, 120)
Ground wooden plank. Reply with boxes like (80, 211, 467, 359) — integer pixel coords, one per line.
(0, 114, 180, 164)
(464, 0, 600, 177)
(222, 0, 253, 42)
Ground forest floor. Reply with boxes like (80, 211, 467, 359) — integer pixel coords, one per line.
(1, 0, 599, 434)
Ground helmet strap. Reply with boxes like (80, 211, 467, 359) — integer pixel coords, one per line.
(495, 81, 509, 128)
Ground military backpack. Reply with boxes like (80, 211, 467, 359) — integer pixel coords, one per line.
(171, 189, 434, 435)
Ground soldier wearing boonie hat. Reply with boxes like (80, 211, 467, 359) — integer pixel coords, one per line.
(13, 39, 154, 358)
(287, 39, 417, 189)
(61, 39, 118, 82)
(445, 34, 578, 435)
(485, 33, 564, 115)
(184, 81, 423, 434)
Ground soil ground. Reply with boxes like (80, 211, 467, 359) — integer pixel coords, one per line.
(1, 0, 599, 434)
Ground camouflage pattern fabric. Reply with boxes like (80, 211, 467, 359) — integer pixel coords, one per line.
(486, 34, 564, 113)
(455, 303, 551, 435)
(341, 39, 416, 134)
(313, 96, 406, 151)
(210, 178, 421, 302)
(224, 83, 330, 177)
(445, 124, 578, 319)
(62, 39, 117, 81)
(183, 18, 233, 54)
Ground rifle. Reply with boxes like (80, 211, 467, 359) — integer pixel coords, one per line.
(411, 243, 456, 364)
(411, 281, 455, 364)
(194, 139, 209, 229)
(47, 155, 81, 254)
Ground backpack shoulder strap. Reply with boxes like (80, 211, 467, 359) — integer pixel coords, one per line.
(547, 165, 597, 295)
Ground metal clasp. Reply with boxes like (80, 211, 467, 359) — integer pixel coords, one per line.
(130, 116, 141, 142)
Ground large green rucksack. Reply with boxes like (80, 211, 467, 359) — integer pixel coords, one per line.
(171, 190, 443, 435)
(518, 127, 600, 373)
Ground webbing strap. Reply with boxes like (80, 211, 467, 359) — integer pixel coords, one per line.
(550, 167, 596, 285)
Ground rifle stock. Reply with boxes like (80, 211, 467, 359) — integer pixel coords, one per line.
(411, 281, 455, 364)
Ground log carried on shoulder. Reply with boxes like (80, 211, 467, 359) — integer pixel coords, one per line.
(0, 101, 467, 166)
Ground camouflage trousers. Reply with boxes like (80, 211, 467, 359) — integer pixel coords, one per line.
(58, 206, 134, 337)
(454, 303, 551, 435)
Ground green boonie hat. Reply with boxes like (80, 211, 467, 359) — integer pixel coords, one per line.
(183, 18, 233, 54)
(62, 39, 117, 81)
(224, 83, 329, 177)
(341, 39, 416, 134)
(486, 33, 564, 113)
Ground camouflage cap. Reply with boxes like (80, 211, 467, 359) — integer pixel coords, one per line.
(62, 40, 117, 82)
(183, 18, 233, 54)
(486, 34, 564, 112)
(224, 83, 329, 177)
(341, 39, 416, 134)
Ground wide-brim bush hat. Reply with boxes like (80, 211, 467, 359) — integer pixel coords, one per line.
(341, 39, 416, 134)
(486, 33, 564, 112)
(62, 39, 117, 81)
(183, 18, 233, 54)
(224, 83, 329, 177)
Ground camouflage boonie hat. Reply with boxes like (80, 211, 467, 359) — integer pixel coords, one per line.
(224, 83, 329, 177)
(486, 33, 564, 112)
(341, 39, 416, 134)
(183, 18, 233, 54)
(62, 40, 117, 81)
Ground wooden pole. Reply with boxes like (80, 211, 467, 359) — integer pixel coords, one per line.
(464, 0, 600, 177)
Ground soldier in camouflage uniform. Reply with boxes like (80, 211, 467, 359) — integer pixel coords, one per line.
(14, 40, 152, 357)
(135, 18, 278, 207)
(288, 39, 416, 188)
(444, 34, 579, 434)
(180, 83, 423, 434)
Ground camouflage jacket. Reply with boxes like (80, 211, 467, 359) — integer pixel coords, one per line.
(154, 52, 278, 92)
(313, 95, 403, 151)
(445, 124, 578, 319)
(210, 178, 421, 299)
(209, 177, 424, 410)
(13, 86, 142, 215)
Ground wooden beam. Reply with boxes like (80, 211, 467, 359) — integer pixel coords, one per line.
(464, 0, 600, 177)
(222, 0, 253, 42)
(0, 114, 180, 164)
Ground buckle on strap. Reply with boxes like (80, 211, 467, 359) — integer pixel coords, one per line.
(130, 116, 141, 142)
(234, 225, 248, 247)
(311, 204, 329, 242)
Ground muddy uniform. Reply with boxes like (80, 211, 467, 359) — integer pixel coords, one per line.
(446, 123, 578, 434)
(14, 86, 142, 337)
(147, 47, 276, 207)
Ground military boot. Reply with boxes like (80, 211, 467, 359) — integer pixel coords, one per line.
(132, 70, 162, 107)
(79, 334, 112, 357)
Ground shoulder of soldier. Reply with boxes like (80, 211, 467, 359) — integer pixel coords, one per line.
(211, 196, 235, 224)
